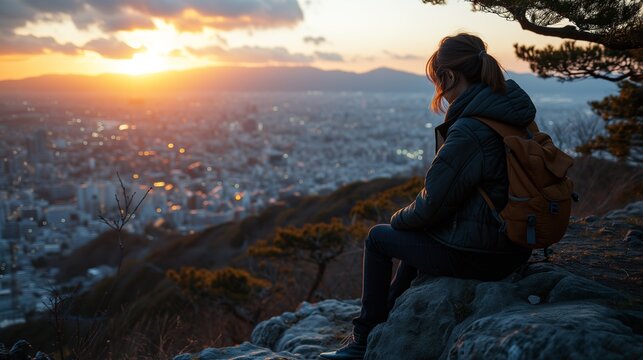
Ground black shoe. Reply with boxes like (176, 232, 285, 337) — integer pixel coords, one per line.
(318, 334, 366, 360)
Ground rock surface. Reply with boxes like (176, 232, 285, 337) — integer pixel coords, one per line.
(365, 263, 642, 360)
(603, 200, 643, 221)
(174, 263, 643, 360)
(173, 342, 298, 360)
(174, 300, 360, 360)
(252, 299, 360, 357)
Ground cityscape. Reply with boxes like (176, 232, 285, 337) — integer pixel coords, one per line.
(7, 68, 623, 334)
(0, 90, 448, 327)
(0, 87, 602, 329)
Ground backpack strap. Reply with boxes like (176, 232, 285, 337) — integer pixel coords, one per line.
(473, 116, 536, 233)
(477, 186, 506, 232)
(473, 116, 539, 139)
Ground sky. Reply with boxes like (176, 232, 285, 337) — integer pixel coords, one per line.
(0, 0, 571, 80)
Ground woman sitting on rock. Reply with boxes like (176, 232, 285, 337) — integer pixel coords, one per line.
(319, 33, 534, 359)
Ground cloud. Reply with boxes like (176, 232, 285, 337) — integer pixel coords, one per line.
(189, 45, 314, 63)
(22, 0, 84, 13)
(72, 9, 156, 32)
(303, 36, 326, 46)
(85, 0, 304, 32)
(384, 50, 422, 60)
(82, 37, 143, 59)
(0, 0, 41, 32)
(314, 51, 343, 62)
(351, 55, 375, 62)
(0, 33, 79, 55)
(0, 0, 304, 56)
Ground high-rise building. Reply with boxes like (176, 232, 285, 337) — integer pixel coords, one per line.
(77, 183, 95, 213)
(77, 181, 110, 217)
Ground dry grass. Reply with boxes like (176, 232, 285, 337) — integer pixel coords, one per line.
(568, 156, 643, 216)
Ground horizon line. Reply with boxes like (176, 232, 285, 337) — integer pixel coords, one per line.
(0, 64, 538, 83)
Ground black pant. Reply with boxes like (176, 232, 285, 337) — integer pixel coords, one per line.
(351, 224, 531, 341)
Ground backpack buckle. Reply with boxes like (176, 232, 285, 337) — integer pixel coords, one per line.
(526, 215, 537, 245)
(549, 202, 560, 215)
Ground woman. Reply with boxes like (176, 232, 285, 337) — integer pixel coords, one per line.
(319, 33, 534, 360)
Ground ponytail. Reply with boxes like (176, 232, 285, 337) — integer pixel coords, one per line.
(426, 33, 506, 113)
(479, 51, 506, 93)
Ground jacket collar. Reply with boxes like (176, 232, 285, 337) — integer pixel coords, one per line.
(434, 82, 485, 153)
(434, 120, 451, 153)
(432, 79, 536, 153)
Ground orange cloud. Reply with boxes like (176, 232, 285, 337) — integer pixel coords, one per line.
(171, 8, 303, 32)
(0, 34, 79, 56)
(1, 0, 304, 56)
(82, 37, 144, 59)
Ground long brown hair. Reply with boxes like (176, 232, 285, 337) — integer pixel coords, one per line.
(426, 33, 506, 113)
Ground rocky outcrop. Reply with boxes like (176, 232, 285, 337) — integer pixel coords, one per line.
(365, 263, 642, 359)
(0, 340, 51, 360)
(173, 300, 360, 360)
(174, 202, 643, 360)
(602, 200, 643, 221)
(251, 299, 360, 358)
(172, 342, 298, 360)
(174, 263, 643, 360)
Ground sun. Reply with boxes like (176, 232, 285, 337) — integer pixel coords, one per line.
(118, 51, 171, 76)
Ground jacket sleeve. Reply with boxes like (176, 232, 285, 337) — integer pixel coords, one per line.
(390, 120, 484, 231)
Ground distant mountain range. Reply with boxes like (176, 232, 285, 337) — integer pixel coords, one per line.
(0, 66, 616, 103)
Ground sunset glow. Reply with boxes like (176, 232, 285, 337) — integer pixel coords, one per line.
(0, 0, 572, 80)
(118, 52, 172, 75)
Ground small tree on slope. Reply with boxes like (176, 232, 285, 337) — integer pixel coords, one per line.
(249, 218, 350, 302)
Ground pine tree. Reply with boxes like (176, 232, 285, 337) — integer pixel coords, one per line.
(249, 218, 350, 301)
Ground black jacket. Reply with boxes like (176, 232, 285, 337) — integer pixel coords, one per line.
(390, 79, 535, 254)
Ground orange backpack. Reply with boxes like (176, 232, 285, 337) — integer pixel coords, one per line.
(474, 116, 577, 249)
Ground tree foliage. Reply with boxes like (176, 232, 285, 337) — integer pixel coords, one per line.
(250, 218, 348, 265)
(578, 80, 643, 162)
(350, 177, 422, 223)
(248, 218, 351, 301)
(423, 0, 642, 50)
(166, 266, 270, 302)
(166, 266, 272, 327)
(514, 43, 641, 82)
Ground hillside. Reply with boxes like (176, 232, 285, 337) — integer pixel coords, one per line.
(0, 66, 616, 103)
(0, 176, 412, 357)
(53, 155, 641, 286)
(52, 176, 407, 284)
(3, 156, 642, 358)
